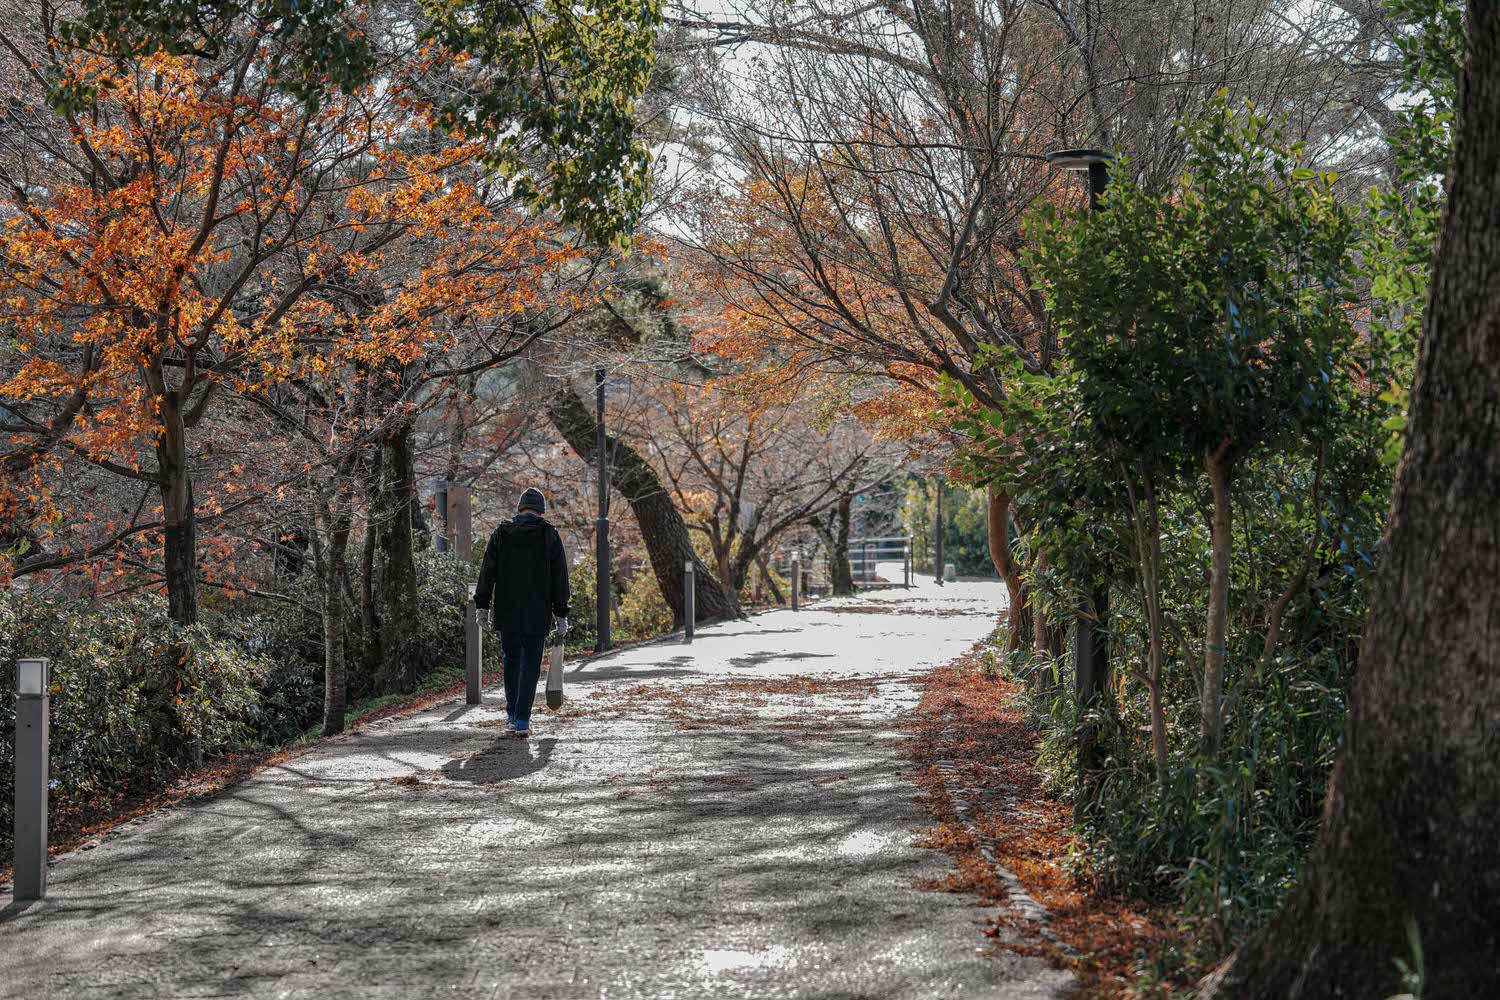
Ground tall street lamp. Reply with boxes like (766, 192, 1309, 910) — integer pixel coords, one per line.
(1047, 147, 1115, 822)
(1045, 148, 1113, 211)
(933, 474, 944, 586)
(595, 368, 611, 653)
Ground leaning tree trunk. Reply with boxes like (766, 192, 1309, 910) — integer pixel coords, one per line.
(546, 387, 740, 624)
(755, 552, 785, 605)
(986, 486, 1027, 653)
(1201, 8, 1500, 994)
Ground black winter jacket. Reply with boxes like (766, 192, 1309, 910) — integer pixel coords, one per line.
(473, 513, 570, 635)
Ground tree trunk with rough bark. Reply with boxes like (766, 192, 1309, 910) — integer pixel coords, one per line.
(1201, 9, 1500, 993)
(370, 417, 422, 692)
(830, 493, 854, 595)
(546, 387, 739, 624)
(157, 395, 198, 626)
(320, 555, 348, 736)
(315, 484, 354, 737)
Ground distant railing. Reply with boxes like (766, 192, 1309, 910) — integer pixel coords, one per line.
(773, 534, 911, 595)
(847, 535, 909, 584)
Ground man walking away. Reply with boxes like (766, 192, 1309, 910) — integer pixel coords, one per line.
(474, 487, 569, 737)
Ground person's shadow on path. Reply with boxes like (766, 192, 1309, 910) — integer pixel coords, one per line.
(440, 736, 556, 785)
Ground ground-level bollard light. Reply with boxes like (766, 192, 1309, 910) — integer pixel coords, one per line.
(14, 657, 49, 901)
(684, 560, 696, 643)
(791, 551, 801, 610)
(465, 601, 481, 705)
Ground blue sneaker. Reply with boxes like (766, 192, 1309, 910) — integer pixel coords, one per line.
(513, 719, 530, 738)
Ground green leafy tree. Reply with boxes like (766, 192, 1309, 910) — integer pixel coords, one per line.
(1030, 96, 1358, 755)
(1366, 0, 1464, 461)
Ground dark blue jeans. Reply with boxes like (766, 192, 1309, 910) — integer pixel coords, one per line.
(500, 631, 546, 722)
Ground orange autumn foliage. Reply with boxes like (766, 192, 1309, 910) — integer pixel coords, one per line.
(0, 43, 584, 593)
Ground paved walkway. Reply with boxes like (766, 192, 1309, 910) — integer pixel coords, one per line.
(1, 575, 1070, 999)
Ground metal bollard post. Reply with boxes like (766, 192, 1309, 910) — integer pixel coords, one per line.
(465, 601, 481, 705)
(904, 543, 911, 589)
(684, 560, 696, 643)
(14, 658, 50, 901)
(791, 552, 801, 611)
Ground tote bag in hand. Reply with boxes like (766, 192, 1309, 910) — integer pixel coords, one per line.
(546, 641, 565, 709)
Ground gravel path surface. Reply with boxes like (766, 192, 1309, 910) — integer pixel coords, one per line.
(1, 576, 1071, 999)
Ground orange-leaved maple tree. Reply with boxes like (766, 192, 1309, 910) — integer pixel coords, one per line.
(0, 35, 584, 623)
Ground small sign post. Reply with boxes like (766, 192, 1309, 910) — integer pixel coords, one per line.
(684, 560, 696, 644)
(791, 552, 801, 611)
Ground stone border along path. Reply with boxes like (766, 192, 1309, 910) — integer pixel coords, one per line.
(1, 570, 1072, 1000)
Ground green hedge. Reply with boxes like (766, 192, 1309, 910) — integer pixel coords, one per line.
(0, 591, 269, 862)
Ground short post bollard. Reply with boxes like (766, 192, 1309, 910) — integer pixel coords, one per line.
(465, 601, 481, 705)
(791, 551, 801, 611)
(903, 543, 911, 589)
(14, 657, 50, 901)
(684, 560, 696, 643)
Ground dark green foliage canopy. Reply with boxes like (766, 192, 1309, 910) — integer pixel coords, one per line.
(1030, 97, 1358, 478)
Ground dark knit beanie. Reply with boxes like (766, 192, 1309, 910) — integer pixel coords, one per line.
(518, 487, 546, 514)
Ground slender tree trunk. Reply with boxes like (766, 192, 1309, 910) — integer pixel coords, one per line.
(755, 552, 785, 604)
(1202, 7, 1500, 994)
(1202, 443, 1232, 756)
(546, 387, 740, 623)
(358, 464, 379, 685)
(157, 398, 198, 626)
(1125, 467, 1169, 784)
(318, 490, 354, 736)
(321, 556, 347, 736)
(1031, 549, 1050, 661)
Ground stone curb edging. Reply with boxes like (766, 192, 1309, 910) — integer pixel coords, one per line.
(930, 752, 1080, 961)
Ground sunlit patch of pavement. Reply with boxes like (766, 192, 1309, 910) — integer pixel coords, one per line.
(0, 573, 1070, 999)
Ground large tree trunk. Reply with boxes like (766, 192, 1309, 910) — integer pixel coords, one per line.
(546, 387, 740, 624)
(156, 397, 198, 626)
(1201, 442, 1232, 756)
(1201, 8, 1500, 994)
(814, 493, 855, 595)
(370, 416, 422, 691)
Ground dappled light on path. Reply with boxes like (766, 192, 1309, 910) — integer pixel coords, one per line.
(1, 579, 1069, 999)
